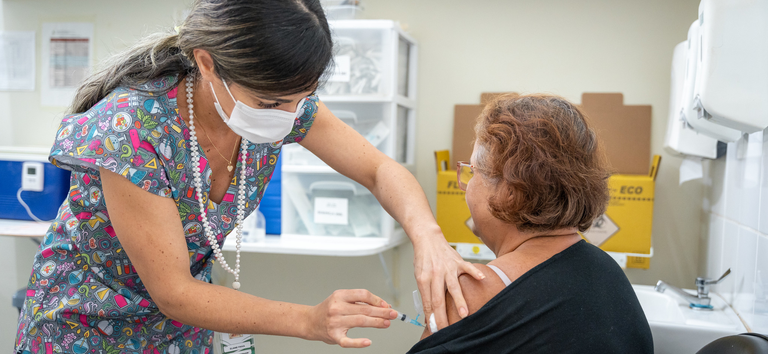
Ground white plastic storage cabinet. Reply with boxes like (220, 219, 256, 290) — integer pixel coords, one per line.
(282, 102, 414, 166)
(281, 20, 417, 242)
(281, 172, 392, 238)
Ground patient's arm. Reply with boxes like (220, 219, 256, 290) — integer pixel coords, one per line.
(420, 263, 507, 339)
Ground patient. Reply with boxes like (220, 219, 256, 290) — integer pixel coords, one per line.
(408, 94, 653, 354)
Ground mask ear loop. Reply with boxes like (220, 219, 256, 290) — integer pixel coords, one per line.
(209, 81, 230, 122)
(221, 79, 238, 102)
(209, 78, 238, 107)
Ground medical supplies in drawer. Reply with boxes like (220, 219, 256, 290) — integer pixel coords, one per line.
(317, 20, 415, 99)
(318, 24, 390, 96)
(281, 172, 386, 237)
(283, 101, 411, 166)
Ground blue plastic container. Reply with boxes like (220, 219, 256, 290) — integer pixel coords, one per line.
(0, 151, 70, 221)
(260, 155, 282, 234)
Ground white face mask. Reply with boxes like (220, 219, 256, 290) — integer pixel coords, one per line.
(210, 79, 304, 144)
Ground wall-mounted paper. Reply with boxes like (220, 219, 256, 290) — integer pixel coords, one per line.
(0, 31, 35, 91)
(41, 23, 94, 107)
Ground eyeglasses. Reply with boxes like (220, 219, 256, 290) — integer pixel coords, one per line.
(456, 161, 474, 191)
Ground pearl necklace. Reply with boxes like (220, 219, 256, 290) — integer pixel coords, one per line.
(185, 75, 248, 290)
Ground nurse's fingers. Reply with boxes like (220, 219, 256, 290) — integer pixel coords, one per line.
(333, 314, 392, 348)
(417, 272, 433, 324)
(430, 274, 450, 329)
(339, 289, 389, 308)
(460, 261, 485, 281)
(445, 274, 468, 318)
(350, 302, 398, 320)
(345, 313, 392, 329)
(338, 336, 372, 348)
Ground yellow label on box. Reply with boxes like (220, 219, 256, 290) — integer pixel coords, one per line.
(627, 256, 651, 269)
(436, 170, 480, 244)
(598, 174, 655, 254)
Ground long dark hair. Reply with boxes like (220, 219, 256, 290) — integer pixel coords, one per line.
(70, 0, 332, 113)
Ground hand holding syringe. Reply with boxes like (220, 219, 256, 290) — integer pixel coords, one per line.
(391, 290, 425, 328)
(394, 310, 424, 327)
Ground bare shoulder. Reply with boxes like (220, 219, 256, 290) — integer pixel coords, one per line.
(419, 263, 508, 340)
(446, 263, 508, 323)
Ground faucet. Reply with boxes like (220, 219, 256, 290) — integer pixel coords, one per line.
(655, 269, 730, 310)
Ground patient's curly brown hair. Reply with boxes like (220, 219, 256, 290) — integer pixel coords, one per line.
(474, 94, 610, 232)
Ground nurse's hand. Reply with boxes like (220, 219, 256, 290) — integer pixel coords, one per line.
(413, 228, 485, 331)
(306, 289, 397, 348)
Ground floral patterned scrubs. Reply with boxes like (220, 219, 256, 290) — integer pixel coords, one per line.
(14, 76, 318, 354)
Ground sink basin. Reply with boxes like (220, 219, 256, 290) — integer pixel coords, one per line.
(633, 285, 747, 354)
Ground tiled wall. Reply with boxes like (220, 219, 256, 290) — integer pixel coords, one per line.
(702, 130, 768, 332)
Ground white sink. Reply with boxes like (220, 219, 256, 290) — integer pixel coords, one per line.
(633, 285, 747, 354)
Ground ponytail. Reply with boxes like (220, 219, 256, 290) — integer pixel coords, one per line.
(69, 31, 193, 114)
(70, 0, 332, 114)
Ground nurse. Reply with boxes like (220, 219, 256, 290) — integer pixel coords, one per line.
(15, 0, 482, 352)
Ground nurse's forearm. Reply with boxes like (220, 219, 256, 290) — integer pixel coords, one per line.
(370, 159, 443, 246)
(156, 278, 312, 338)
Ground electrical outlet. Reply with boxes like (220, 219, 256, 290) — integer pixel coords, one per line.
(21, 162, 44, 192)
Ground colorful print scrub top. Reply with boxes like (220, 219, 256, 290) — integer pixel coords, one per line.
(15, 75, 318, 354)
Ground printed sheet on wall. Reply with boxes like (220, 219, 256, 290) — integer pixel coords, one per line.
(41, 22, 94, 107)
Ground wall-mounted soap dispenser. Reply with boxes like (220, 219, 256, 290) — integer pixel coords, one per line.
(694, 0, 768, 134)
(680, 20, 743, 143)
(664, 41, 718, 159)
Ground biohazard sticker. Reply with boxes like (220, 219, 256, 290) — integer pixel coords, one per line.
(582, 213, 619, 246)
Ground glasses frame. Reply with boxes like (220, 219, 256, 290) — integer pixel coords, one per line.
(456, 161, 474, 191)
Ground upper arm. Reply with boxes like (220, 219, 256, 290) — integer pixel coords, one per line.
(100, 167, 195, 314)
(298, 100, 390, 190)
(420, 263, 506, 339)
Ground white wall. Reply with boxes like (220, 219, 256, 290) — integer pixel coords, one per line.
(702, 131, 768, 332)
(0, 2, 21, 350)
(0, 0, 12, 145)
(1, 0, 704, 352)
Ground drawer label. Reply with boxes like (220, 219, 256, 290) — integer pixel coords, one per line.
(328, 55, 351, 82)
(314, 197, 349, 225)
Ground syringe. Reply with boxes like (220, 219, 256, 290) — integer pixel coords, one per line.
(394, 310, 424, 327)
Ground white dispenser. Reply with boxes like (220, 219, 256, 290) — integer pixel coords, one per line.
(694, 0, 768, 133)
(664, 41, 718, 159)
(680, 21, 743, 142)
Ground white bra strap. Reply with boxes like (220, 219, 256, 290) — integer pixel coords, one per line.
(487, 264, 512, 287)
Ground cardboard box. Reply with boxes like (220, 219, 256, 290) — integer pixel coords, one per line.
(437, 92, 657, 267)
(580, 155, 660, 269)
(580, 93, 652, 175)
(450, 105, 484, 168)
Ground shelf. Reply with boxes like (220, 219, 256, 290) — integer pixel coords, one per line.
(0, 219, 409, 257)
(320, 95, 416, 109)
(282, 163, 414, 174)
(0, 219, 49, 237)
(222, 228, 408, 257)
(281, 165, 339, 173)
(320, 95, 392, 103)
